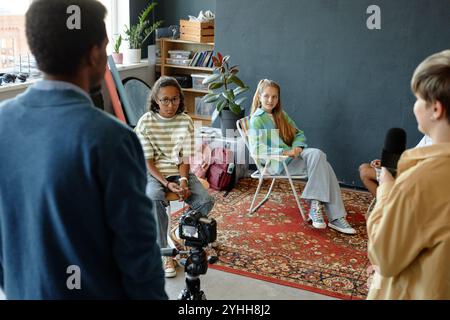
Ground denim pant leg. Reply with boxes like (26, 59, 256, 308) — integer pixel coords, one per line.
(293, 148, 346, 220)
(184, 173, 215, 216)
(146, 174, 170, 249)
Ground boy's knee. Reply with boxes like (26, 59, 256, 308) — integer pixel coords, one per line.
(359, 163, 374, 180)
(306, 148, 327, 161)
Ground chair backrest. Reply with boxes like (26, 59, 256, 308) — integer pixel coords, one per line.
(122, 77, 151, 127)
(236, 116, 251, 152)
(237, 116, 308, 179)
(236, 116, 266, 173)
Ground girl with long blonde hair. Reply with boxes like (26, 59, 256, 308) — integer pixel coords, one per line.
(248, 79, 355, 234)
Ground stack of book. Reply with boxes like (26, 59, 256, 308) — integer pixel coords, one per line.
(189, 50, 214, 68)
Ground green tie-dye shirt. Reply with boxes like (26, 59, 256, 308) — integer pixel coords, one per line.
(248, 108, 308, 174)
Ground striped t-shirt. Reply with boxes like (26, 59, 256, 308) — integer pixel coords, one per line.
(135, 111, 194, 177)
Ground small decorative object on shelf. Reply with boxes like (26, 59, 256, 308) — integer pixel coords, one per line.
(112, 35, 123, 64)
(180, 20, 214, 43)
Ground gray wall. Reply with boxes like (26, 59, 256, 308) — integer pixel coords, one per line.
(215, 0, 450, 186)
(155, 0, 216, 27)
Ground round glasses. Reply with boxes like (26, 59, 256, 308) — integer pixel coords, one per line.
(158, 97, 180, 106)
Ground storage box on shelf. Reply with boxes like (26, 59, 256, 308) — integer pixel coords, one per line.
(195, 97, 215, 117)
(157, 38, 215, 125)
(191, 73, 209, 91)
(180, 20, 214, 43)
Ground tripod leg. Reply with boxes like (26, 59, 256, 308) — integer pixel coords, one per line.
(179, 276, 206, 300)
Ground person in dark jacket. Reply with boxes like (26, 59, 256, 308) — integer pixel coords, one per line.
(0, 0, 167, 299)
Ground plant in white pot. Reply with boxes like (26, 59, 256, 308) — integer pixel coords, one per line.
(202, 52, 249, 137)
(112, 35, 123, 64)
(123, 1, 162, 64)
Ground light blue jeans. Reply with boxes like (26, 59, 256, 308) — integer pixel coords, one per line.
(146, 173, 215, 248)
(277, 148, 347, 221)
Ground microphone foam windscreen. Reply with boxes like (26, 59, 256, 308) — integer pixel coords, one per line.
(384, 128, 407, 153)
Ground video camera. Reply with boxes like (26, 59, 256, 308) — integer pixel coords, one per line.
(179, 209, 217, 248)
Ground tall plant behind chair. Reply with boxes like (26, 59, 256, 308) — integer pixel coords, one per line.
(202, 52, 249, 115)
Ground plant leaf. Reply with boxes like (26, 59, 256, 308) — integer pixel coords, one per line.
(203, 93, 221, 103)
(202, 73, 221, 85)
(233, 86, 249, 96)
(228, 75, 246, 88)
(216, 99, 227, 112)
(217, 52, 223, 63)
(212, 56, 221, 68)
(222, 89, 234, 101)
(235, 96, 248, 107)
(222, 55, 230, 64)
(209, 82, 224, 90)
(230, 68, 239, 75)
(229, 101, 242, 115)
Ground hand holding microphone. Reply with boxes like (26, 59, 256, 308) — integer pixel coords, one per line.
(379, 167, 395, 185)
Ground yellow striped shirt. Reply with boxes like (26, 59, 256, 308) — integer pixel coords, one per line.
(135, 111, 194, 177)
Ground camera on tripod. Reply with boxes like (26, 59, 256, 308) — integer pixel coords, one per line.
(178, 209, 217, 248)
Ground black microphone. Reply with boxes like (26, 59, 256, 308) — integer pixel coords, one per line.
(381, 128, 407, 177)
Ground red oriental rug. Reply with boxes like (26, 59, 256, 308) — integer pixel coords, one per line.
(171, 178, 373, 300)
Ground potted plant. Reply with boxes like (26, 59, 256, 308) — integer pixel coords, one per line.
(202, 52, 249, 137)
(112, 35, 123, 64)
(123, 1, 163, 64)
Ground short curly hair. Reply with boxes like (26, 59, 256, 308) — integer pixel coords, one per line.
(26, 0, 107, 76)
(148, 76, 185, 114)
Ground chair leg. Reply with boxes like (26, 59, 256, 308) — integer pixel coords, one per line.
(283, 162, 307, 221)
(248, 178, 276, 215)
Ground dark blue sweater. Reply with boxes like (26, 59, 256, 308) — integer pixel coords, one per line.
(0, 85, 167, 299)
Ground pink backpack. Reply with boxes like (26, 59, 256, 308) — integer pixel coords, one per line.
(207, 147, 234, 191)
(189, 143, 212, 179)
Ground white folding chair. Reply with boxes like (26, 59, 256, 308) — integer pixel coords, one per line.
(237, 117, 308, 220)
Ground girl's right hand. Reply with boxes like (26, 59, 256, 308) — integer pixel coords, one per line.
(167, 182, 183, 194)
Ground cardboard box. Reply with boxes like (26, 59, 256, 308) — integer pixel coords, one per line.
(180, 19, 215, 43)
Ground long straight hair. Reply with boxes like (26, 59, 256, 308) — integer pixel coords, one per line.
(251, 79, 297, 146)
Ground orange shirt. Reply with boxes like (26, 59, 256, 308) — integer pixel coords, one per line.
(367, 144, 450, 299)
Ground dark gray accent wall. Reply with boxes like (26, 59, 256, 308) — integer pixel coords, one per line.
(216, 0, 450, 186)
(155, 0, 216, 27)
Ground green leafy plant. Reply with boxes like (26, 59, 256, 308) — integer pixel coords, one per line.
(113, 35, 122, 53)
(202, 52, 249, 115)
(124, 1, 163, 49)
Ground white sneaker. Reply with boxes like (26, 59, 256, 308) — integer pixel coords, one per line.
(308, 201, 326, 229)
(328, 217, 357, 235)
(162, 256, 177, 278)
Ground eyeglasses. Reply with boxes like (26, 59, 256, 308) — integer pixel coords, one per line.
(158, 97, 180, 106)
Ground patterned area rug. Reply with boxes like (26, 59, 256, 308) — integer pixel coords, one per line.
(171, 178, 373, 300)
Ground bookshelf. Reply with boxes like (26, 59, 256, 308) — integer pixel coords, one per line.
(156, 38, 214, 125)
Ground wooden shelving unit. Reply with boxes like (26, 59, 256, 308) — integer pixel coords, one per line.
(156, 38, 215, 126)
